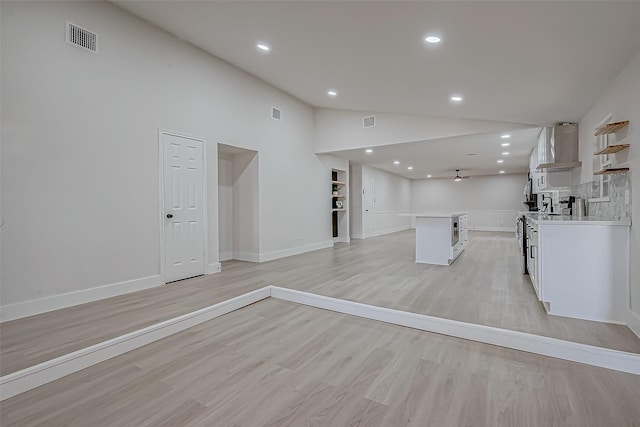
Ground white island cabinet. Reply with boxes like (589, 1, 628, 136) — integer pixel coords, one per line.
(525, 214, 630, 323)
(400, 212, 469, 265)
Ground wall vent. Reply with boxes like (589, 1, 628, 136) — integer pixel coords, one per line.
(271, 107, 282, 121)
(363, 115, 376, 128)
(66, 22, 98, 53)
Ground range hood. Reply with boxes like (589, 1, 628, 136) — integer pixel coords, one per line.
(537, 123, 582, 171)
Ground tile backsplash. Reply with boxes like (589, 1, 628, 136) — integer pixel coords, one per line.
(571, 171, 631, 219)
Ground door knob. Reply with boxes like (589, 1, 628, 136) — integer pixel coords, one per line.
(166, 213, 173, 219)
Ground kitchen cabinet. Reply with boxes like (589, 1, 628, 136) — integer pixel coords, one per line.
(524, 214, 630, 323)
(529, 127, 574, 192)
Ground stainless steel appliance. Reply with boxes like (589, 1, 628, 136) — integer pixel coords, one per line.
(451, 215, 459, 247)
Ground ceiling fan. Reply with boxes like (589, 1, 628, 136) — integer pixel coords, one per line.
(453, 169, 470, 182)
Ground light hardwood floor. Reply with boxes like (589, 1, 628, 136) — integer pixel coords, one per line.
(2, 231, 640, 376)
(2, 299, 640, 427)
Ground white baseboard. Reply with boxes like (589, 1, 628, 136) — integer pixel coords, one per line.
(333, 237, 350, 243)
(219, 252, 233, 262)
(0, 275, 163, 323)
(351, 234, 365, 240)
(626, 308, 640, 340)
(206, 263, 221, 274)
(270, 287, 640, 376)
(0, 287, 271, 401)
(232, 251, 260, 262)
(259, 240, 333, 262)
(370, 225, 412, 237)
(470, 226, 516, 232)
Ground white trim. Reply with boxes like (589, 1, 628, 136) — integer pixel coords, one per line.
(270, 287, 640, 376)
(219, 252, 233, 262)
(626, 308, 640, 340)
(158, 130, 208, 284)
(470, 226, 516, 232)
(0, 287, 271, 401)
(333, 237, 350, 243)
(368, 224, 412, 238)
(206, 263, 221, 275)
(232, 251, 260, 263)
(259, 240, 333, 262)
(0, 275, 163, 323)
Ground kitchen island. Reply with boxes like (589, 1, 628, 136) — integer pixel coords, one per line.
(399, 211, 468, 265)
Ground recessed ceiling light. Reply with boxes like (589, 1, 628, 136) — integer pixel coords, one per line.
(365, 148, 373, 153)
(327, 90, 338, 97)
(502, 152, 510, 156)
(501, 134, 511, 139)
(501, 142, 510, 147)
(408, 166, 413, 170)
(393, 160, 400, 165)
(499, 170, 506, 174)
(256, 43, 271, 52)
(450, 95, 463, 102)
(425, 36, 441, 44)
(427, 174, 432, 178)
(497, 159, 504, 163)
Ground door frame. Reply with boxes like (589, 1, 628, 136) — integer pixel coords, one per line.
(158, 129, 209, 284)
(363, 175, 374, 238)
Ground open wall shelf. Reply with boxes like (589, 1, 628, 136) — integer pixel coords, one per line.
(593, 167, 629, 176)
(594, 144, 629, 155)
(594, 120, 629, 136)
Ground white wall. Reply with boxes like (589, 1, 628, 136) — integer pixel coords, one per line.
(0, 1, 328, 316)
(349, 163, 363, 239)
(314, 108, 533, 153)
(411, 174, 528, 232)
(233, 152, 260, 261)
(218, 155, 233, 261)
(574, 51, 640, 335)
(350, 165, 412, 238)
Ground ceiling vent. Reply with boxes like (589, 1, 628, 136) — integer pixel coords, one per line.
(66, 22, 98, 53)
(363, 115, 376, 128)
(271, 107, 282, 121)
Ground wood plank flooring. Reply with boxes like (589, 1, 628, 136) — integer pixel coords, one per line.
(2, 299, 640, 427)
(2, 231, 640, 376)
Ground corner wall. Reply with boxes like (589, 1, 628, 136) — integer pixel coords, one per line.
(574, 51, 640, 332)
(350, 165, 412, 238)
(0, 1, 326, 318)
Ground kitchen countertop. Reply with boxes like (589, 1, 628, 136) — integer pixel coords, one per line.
(522, 212, 631, 226)
(399, 211, 469, 218)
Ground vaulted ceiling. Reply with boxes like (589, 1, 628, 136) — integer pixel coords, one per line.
(115, 1, 640, 178)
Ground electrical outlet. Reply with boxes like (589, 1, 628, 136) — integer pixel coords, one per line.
(500, 220, 504, 225)
(625, 189, 630, 204)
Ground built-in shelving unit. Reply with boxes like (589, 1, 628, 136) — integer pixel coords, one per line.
(593, 167, 629, 176)
(331, 170, 348, 241)
(594, 120, 629, 136)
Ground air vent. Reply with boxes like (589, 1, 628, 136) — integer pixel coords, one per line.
(363, 115, 376, 128)
(66, 22, 98, 53)
(271, 107, 282, 121)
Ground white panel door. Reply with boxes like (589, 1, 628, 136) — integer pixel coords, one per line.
(163, 133, 205, 282)
(363, 175, 374, 237)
